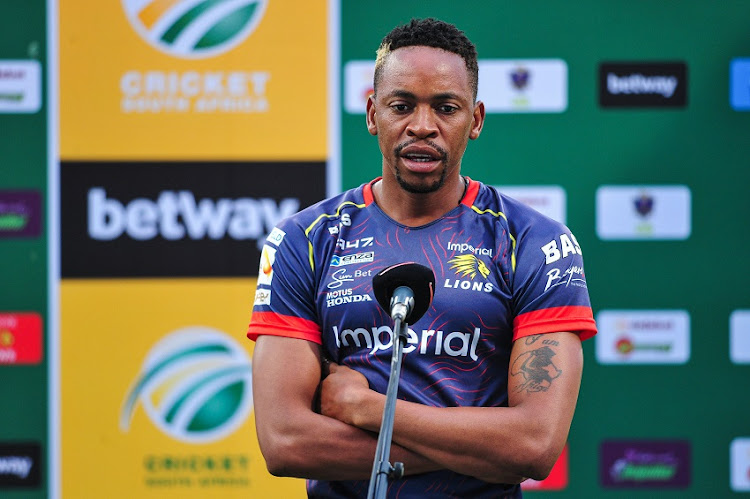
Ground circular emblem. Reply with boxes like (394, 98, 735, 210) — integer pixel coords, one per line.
(615, 337, 634, 354)
(121, 0, 268, 59)
(120, 327, 253, 443)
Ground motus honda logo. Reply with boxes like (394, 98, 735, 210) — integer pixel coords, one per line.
(599, 62, 687, 108)
(62, 161, 325, 277)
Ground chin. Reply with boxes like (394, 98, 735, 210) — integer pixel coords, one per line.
(395, 168, 447, 194)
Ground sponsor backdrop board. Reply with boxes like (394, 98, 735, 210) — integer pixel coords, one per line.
(0, 1, 49, 497)
(60, 0, 327, 161)
(340, 1, 750, 497)
(57, 0, 328, 498)
(60, 278, 303, 497)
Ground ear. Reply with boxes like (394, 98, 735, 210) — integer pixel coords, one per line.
(366, 93, 378, 136)
(469, 100, 485, 140)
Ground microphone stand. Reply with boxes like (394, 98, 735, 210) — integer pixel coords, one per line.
(366, 316, 408, 499)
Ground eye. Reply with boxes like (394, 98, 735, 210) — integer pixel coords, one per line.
(390, 103, 411, 112)
(437, 104, 458, 114)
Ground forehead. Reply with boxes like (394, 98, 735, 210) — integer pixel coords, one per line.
(378, 46, 472, 97)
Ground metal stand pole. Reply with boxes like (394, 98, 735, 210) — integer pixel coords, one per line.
(366, 317, 408, 499)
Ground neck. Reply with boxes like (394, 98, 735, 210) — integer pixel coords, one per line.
(372, 175, 467, 227)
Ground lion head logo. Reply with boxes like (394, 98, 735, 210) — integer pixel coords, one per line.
(448, 254, 490, 279)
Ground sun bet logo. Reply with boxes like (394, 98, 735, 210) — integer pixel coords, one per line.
(121, 0, 268, 59)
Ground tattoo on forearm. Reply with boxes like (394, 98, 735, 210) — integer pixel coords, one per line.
(511, 344, 562, 393)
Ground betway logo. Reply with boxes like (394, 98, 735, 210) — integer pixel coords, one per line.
(0, 456, 33, 479)
(333, 325, 481, 360)
(87, 188, 298, 241)
(607, 73, 678, 98)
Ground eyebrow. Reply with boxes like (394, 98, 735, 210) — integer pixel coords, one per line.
(385, 90, 464, 102)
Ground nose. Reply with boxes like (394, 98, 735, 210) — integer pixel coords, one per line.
(406, 105, 438, 139)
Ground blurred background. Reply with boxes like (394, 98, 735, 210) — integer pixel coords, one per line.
(1, 0, 749, 497)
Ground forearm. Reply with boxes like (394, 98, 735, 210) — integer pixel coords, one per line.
(257, 407, 441, 480)
(352, 395, 542, 482)
(252, 335, 441, 481)
(331, 333, 584, 482)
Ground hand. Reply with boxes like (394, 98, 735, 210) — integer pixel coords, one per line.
(319, 361, 373, 428)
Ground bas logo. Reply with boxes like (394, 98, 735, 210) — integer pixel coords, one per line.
(541, 233, 582, 264)
(122, 0, 268, 59)
(120, 327, 253, 443)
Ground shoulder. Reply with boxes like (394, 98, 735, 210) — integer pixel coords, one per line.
(276, 183, 371, 239)
(468, 181, 568, 234)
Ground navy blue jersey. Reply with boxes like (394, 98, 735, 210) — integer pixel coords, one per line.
(248, 178, 596, 498)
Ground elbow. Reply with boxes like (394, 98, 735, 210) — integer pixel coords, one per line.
(258, 433, 307, 478)
(514, 435, 563, 481)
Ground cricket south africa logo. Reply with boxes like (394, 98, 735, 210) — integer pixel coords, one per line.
(122, 0, 268, 58)
(120, 327, 253, 443)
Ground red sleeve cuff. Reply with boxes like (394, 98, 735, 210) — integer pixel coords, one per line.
(513, 306, 597, 342)
(247, 311, 322, 344)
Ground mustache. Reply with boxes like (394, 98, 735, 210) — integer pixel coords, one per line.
(394, 139, 448, 160)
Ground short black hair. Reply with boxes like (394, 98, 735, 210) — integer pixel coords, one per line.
(373, 18, 479, 101)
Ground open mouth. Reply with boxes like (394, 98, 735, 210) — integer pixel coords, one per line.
(399, 146, 444, 171)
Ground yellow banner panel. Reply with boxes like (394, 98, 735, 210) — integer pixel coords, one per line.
(60, 0, 327, 160)
(60, 277, 305, 498)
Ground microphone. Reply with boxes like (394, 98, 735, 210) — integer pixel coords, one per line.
(372, 262, 435, 323)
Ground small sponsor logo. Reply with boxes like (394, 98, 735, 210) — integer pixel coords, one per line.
(540, 233, 582, 265)
(266, 227, 285, 246)
(730, 310, 750, 364)
(495, 185, 567, 224)
(0, 442, 41, 488)
(601, 440, 691, 488)
(544, 264, 587, 292)
(256, 245, 276, 286)
(333, 325, 481, 360)
(0, 191, 42, 238)
(478, 59, 568, 113)
(121, 0, 268, 59)
(730, 58, 750, 111)
(731, 437, 750, 491)
(0, 312, 43, 365)
(325, 288, 373, 308)
(599, 62, 687, 108)
(521, 444, 568, 491)
(0, 60, 41, 113)
(336, 236, 374, 250)
(596, 185, 691, 240)
(253, 288, 270, 307)
(343, 60, 375, 114)
(330, 251, 374, 267)
(120, 327, 252, 443)
(596, 310, 690, 364)
(326, 268, 373, 289)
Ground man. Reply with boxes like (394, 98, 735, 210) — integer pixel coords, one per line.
(248, 18, 597, 498)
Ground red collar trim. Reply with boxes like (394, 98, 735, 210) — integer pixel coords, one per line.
(461, 177, 480, 206)
(363, 177, 381, 205)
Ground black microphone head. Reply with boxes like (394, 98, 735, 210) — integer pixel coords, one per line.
(372, 262, 435, 324)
